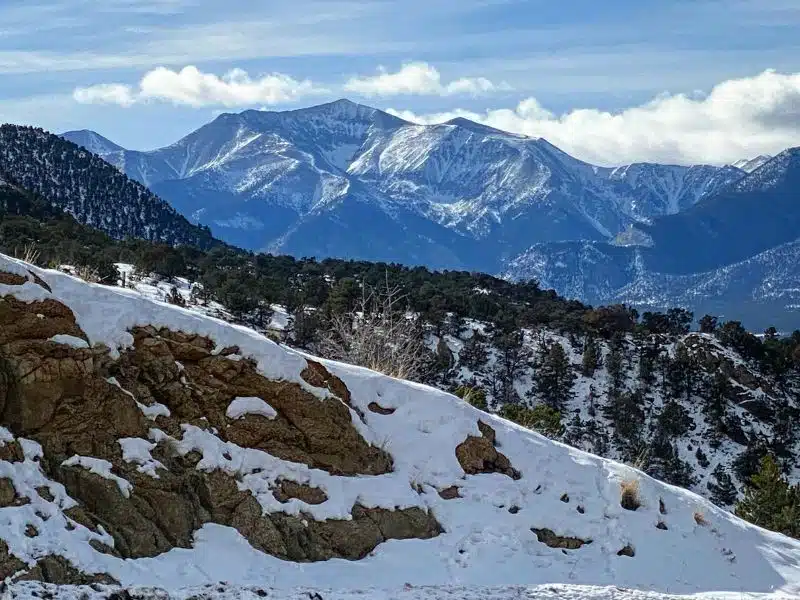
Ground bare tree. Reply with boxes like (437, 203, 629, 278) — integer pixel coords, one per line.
(317, 277, 432, 381)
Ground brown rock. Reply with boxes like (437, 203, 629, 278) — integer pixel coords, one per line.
(273, 480, 328, 505)
(0, 296, 87, 345)
(301, 359, 365, 422)
(368, 402, 395, 415)
(438, 486, 460, 500)
(456, 421, 520, 480)
(0, 320, 441, 566)
(0, 539, 26, 580)
(0, 272, 28, 286)
(0, 439, 25, 462)
(114, 328, 393, 476)
(617, 544, 636, 557)
(36, 485, 55, 502)
(532, 527, 591, 549)
(0, 477, 17, 506)
(0, 477, 29, 506)
(17, 555, 119, 585)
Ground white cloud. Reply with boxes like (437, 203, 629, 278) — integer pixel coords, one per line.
(73, 83, 137, 107)
(388, 70, 800, 166)
(73, 66, 325, 108)
(344, 62, 506, 97)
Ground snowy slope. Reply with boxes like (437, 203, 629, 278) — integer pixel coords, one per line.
(1, 252, 799, 598)
(430, 322, 800, 504)
(733, 155, 772, 173)
(62, 100, 742, 270)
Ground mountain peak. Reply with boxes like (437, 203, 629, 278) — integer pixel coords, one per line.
(61, 129, 124, 155)
(443, 117, 520, 137)
(734, 147, 800, 193)
(733, 154, 773, 173)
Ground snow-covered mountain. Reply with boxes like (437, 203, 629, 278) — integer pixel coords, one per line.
(504, 237, 800, 330)
(1, 250, 799, 598)
(505, 148, 800, 329)
(733, 155, 772, 173)
(62, 100, 742, 271)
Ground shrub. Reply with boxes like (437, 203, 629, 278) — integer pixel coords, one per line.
(454, 385, 488, 411)
(620, 479, 641, 511)
(499, 403, 563, 438)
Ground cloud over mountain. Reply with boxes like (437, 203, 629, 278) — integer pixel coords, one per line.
(74, 66, 325, 108)
(344, 62, 506, 97)
(389, 69, 800, 165)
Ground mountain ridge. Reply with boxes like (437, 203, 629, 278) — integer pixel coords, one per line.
(61, 101, 744, 270)
(0, 125, 217, 250)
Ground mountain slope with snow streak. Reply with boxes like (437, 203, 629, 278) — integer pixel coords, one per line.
(62, 100, 742, 270)
(0, 251, 799, 598)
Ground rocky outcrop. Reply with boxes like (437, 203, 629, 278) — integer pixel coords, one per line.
(0, 477, 28, 507)
(532, 527, 591, 549)
(438, 486, 461, 500)
(0, 291, 440, 577)
(456, 421, 521, 480)
(115, 327, 392, 476)
(273, 479, 328, 505)
(368, 402, 395, 415)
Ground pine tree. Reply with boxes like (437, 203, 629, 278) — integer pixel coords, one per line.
(459, 332, 489, 370)
(735, 454, 800, 538)
(581, 336, 600, 376)
(698, 314, 718, 334)
(606, 342, 625, 395)
(491, 331, 530, 405)
(666, 343, 695, 400)
(532, 341, 575, 411)
(707, 464, 738, 506)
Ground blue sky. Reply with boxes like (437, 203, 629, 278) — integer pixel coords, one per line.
(1, 0, 799, 164)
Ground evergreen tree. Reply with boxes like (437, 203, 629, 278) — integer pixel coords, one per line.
(647, 435, 696, 488)
(454, 385, 488, 411)
(581, 336, 601, 376)
(491, 331, 530, 405)
(499, 403, 563, 438)
(532, 341, 575, 411)
(666, 343, 695, 400)
(736, 454, 800, 538)
(606, 341, 625, 395)
(707, 464, 738, 506)
(637, 344, 657, 388)
(459, 332, 489, 370)
(698, 314, 718, 334)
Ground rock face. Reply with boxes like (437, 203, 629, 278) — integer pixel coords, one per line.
(0, 272, 438, 582)
(456, 421, 521, 480)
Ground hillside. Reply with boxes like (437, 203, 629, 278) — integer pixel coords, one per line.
(3, 187, 799, 512)
(504, 238, 800, 332)
(0, 126, 217, 250)
(424, 322, 800, 507)
(0, 251, 799, 598)
(641, 148, 800, 275)
(62, 100, 741, 271)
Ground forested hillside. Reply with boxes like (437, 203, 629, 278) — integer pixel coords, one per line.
(0, 126, 216, 249)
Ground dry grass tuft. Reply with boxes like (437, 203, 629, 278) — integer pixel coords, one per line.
(620, 479, 641, 511)
(73, 265, 102, 283)
(693, 510, 708, 526)
(15, 243, 40, 266)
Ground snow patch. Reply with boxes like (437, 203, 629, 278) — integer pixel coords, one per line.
(226, 397, 278, 420)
